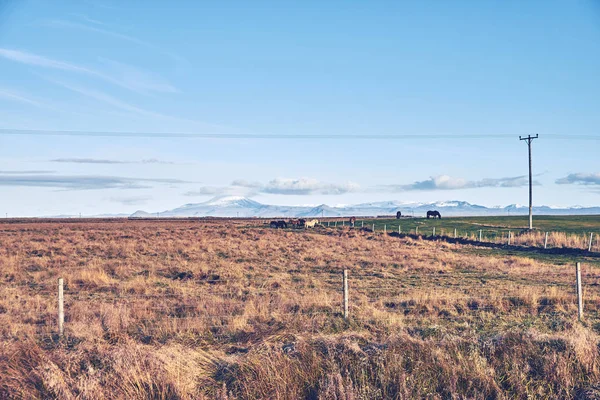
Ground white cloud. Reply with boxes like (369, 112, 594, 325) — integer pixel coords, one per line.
(379, 174, 535, 192)
(262, 178, 360, 195)
(185, 178, 361, 197)
(109, 195, 152, 205)
(556, 173, 600, 186)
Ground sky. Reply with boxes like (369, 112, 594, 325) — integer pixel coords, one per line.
(0, 0, 599, 216)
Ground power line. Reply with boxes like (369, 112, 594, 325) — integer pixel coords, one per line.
(0, 128, 598, 140)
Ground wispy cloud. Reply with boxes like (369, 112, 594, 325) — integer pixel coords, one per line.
(42, 18, 187, 67)
(0, 48, 177, 94)
(556, 173, 600, 186)
(185, 178, 361, 197)
(0, 173, 187, 190)
(98, 57, 178, 94)
(45, 79, 220, 129)
(378, 175, 536, 192)
(51, 158, 173, 165)
(0, 89, 46, 108)
(0, 170, 54, 174)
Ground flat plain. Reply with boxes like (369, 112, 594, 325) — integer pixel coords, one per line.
(1, 218, 600, 399)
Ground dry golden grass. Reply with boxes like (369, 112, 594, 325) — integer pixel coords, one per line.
(1, 219, 600, 399)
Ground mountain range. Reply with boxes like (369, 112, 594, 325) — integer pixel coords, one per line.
(129, 196, 600, 218)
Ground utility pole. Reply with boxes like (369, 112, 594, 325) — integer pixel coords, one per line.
(519, 134, 538, 230)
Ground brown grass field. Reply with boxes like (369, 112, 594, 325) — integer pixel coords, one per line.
(2, 219, 600, 399)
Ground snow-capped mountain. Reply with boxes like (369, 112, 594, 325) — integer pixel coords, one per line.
(130, 196, 600, 218)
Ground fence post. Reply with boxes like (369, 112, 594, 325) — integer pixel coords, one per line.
(335, 221, 337, 227)
(544, 232, 548, 249)
(58, 278, 64, 337)
(361, 220, 364, 228)
(372, 223, 375, 232)
(342, 220, 345, 227)
(384, 224, 386, 234)
(454, 228, 457, 239)
(589, 233, 594, 252)
(479, 229, 482, 242)
(433, 227, 435, 237)
(508, 231, 511, 245)
(398, 225, 401, 234)
(343, 269, 349, 319)
(327, 221, 330, 227)
(576, 262, 583, 321)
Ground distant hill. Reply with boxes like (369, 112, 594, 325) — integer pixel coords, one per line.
(130, 196, 600, 218)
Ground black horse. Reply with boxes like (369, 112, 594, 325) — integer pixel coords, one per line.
(396, 211, 402, 219)
(426, 210, 441, 219)
(269, 220, 288, 228)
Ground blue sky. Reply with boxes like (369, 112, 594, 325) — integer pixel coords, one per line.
(0, 0, 599, 216)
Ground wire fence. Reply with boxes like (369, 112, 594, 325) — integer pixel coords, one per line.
(314, 220, 600, 253)
(2, 263, 596, 341)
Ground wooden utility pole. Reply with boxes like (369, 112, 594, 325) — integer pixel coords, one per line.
(519, 134, 538, 230)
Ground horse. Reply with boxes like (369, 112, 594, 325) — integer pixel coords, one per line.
(288, 219, 302, 228)
(270, 220, 288, 228)
(349, 216, 356, 227)
(396, 211, 402, 219)
(304, 219, 319, 228)
(426, 210, 441, 219)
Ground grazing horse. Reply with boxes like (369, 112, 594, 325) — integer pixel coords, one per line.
(290, 219, 305, 229)
(270, 220, 288, 228)
(304, 219, 319, 228)
(349, 216, 356, 227)
(396, 211, 402, 219)
(426, 210, 441, 219)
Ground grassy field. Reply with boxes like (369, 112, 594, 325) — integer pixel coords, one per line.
(2, 219, 600, 398)
(342, 215, 600, 249)
(357, 214, 600, 234)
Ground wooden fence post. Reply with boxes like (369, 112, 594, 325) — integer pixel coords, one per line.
(433, 227, 435, 237)
(342, 220, 345, 227)
(343, 269, 349, 319)
(454, 228, 457, 239)
(335, 221, 337, 227)
(544, 232, 548, 249)
(58, 278, 64, 337)
(589, 233, 594, 252)
(479, 229, 482, 242)
(508, 231, 511, 245)
(576, 262, 583, 321)
(384, 224, 386, 234)
(361, 220, 364, 228)
(398, 225, 401, 234)
(416, 226, 419, 235)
